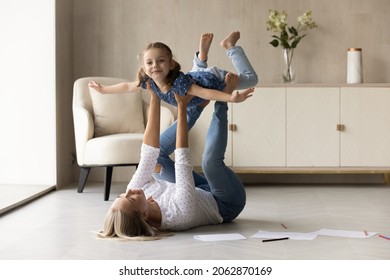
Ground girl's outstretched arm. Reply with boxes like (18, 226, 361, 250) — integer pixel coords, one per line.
(88, 80, 139, 94)
(187, 84, 254, 103)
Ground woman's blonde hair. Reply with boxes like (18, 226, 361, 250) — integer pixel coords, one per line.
(136, 42, 181, 91)
(97, 208, 157, 241)
(97, 208, 172, 241)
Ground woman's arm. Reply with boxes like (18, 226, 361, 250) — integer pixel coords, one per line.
(187, 84, 254, 103)
(126, 82, 160, 191)
(174, 92, 192, 149)
(171, 93, 198, 225)
(143, 82, 161, 148)
(88, 81, 139, 94)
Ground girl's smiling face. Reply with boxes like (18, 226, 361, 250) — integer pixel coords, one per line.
(142, 48, 173, 85)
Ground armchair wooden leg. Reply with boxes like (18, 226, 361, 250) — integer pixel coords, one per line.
(78, 167, 91, 193)
(104, 166, 114, 201)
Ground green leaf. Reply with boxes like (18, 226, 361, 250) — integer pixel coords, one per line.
(288, 26, 298, 36)
(281, 41, 291, 48)
(291, 36, 304, 48)
(269, 39, 279, 47)
(280, 30, 288, 39)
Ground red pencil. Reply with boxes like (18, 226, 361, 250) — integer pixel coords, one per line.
(378, 234, 390, 240)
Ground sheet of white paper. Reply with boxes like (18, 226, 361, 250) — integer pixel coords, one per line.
(315, 228, 378, 238)
(250, 230, 317, 240)
(250, 228, 378, 241)
(193, 233, 246, 241)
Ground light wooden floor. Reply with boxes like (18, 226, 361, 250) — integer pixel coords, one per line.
(0, 184, 55, 215)
(0, 182, 389, 260)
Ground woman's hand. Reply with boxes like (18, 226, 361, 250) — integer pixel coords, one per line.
(145, 80, 161, 102)
(174, 92, 193, 107)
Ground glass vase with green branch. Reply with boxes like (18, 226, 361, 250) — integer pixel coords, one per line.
(266, 10, 317, 82)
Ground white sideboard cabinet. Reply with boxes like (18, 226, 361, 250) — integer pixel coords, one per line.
(286, 87, 340, 167)
(340, 87, 390, 166)
(189, 84, 390, 181)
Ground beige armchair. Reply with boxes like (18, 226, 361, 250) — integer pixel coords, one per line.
(73, 77, 175, 200)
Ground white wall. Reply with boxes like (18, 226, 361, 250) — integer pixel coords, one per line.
(0, 0, 56, 185)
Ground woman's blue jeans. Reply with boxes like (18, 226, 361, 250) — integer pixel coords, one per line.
(155, 102, 246, 222)
(154, 105, 207, 185)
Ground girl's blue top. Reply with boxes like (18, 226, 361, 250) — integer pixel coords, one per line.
(141, 71, 225, 107)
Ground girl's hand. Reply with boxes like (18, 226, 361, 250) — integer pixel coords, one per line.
(231, 88, 255, 103)
(88, 81, 103, 92)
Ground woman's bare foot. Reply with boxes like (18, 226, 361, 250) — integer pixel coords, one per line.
(154, 164, 162, 173)
(220, 31, 240, 49)
(198, 33, 214, 61)
(223, 72, 240, 94)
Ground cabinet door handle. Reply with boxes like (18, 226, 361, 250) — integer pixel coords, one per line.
(229, 124, 237, 131)
(336, 124, 345, 131)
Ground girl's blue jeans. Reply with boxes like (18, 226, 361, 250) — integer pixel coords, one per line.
(155, 102, 246, 222)
(191, 46, 258, 90)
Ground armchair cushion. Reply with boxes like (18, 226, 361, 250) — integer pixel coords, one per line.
(90, 88, 145, 137)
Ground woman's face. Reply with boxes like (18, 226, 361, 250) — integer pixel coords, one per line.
(111, 188, 148, 217)
(142, 48, 173, 84)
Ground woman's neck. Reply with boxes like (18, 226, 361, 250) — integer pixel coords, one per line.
(146, 201, 162, 227)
